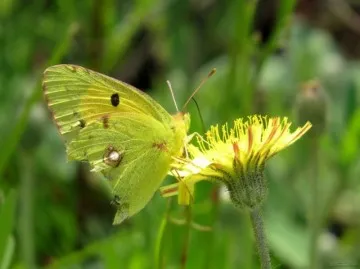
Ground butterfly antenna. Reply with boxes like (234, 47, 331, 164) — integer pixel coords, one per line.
(182, 68, 216, 111)
(166, 80, 179, 112)
(191, 98, 206, 134)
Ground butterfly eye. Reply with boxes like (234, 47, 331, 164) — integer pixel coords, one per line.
(103, 146, 124, 167)
(110, 93, 120, 107)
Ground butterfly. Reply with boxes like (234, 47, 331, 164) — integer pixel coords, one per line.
(42, 64, 191, 224)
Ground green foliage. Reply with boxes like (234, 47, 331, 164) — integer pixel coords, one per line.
(1, 0, 360, 268)
(0, 190, 17, 269)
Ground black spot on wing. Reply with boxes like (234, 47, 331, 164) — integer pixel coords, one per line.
(79, 119, 86, 128)
(111, 93, 120, 107)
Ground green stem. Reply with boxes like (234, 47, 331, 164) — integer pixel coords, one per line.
(155, 199, 171, 269)
(250, 208, 271, 269)
(203, 186, 220, 269)
(310, 137, 320, 269)
(180, 205, 192, 269)
(19, 154, 35, 268)
(321, 167, 347, 226)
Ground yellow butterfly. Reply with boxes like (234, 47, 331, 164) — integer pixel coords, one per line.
(42, 64, 191, 224)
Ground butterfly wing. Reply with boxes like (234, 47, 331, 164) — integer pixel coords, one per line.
(68, 113, 177, 224)
(43, 64, 173, 143)
(43, 65, 187, 224)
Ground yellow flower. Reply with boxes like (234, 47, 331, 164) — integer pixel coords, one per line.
(161, 115, 312, 209)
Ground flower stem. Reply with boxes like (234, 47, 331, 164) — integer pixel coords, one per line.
(19, 154, 35, 267)
(203, 186, 220, 269)
(155, 199, 172, 269)
(180, 205, 192, 269)
(310, 137, 320, 269)
(250, 208, 271, 269)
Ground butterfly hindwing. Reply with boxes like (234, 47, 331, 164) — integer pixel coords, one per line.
(67, 113, 174, 223)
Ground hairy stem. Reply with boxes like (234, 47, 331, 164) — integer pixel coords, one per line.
(250, 208, 271, 269)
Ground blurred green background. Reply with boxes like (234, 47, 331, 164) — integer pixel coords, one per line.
(1, 0, 360, 268)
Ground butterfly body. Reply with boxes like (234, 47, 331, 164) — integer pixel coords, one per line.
(43, 64, 190, 224)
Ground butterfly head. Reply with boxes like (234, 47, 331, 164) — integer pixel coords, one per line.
(172, 112, 191, 133)
(171, 112, 191, 157)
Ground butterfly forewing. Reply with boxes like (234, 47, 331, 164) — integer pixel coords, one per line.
(43, 64, 173, 143)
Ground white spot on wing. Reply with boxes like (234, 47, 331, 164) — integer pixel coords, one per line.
(103, 146, 124, 168)
(109, 151, 120, 161)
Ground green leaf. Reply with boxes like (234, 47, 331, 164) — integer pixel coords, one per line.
(340, 108, 360, 166)
(0, 190, 18, 269)
(0, 236, 15, 269)
(266, 211, 310, 268)
(344, 79, 357, 126)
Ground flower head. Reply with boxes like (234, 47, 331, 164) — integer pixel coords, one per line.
(161, 115, 312, 210)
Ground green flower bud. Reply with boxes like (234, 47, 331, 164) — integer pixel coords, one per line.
(295, 80, 328, 137)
